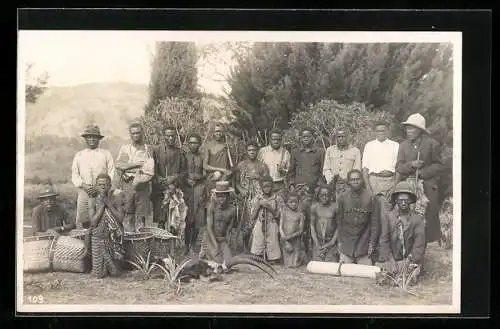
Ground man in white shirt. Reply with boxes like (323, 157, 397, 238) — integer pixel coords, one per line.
(115, 122, 154, 232)
(362, 121, 399, 199)
(71, 125, 115, 228)
(257, 128, 291, 194)
(323, 129, 361, 184)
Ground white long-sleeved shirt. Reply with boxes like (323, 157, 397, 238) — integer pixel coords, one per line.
(362, 138, 399, 174)
(257, 145, 291, 182)
(71, 148, 115, 188)
(323, 145, 361, 183)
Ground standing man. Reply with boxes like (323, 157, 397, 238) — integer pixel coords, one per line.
(323, 128, 362, 184)
(362, 121, 399, 200)
(183, 133, 207, 256)
(395, 113, 444, 244)
(288, 127, 326, 258)
(115, 122, 154, 232)
(337, 169, 379, 265)
(257, 128, 291, 196)
(71, 124, 115, 229)
(203, 123, 234, 194)
(151, 126, 187, 228)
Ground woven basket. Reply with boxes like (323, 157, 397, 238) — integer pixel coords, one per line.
(23, 234, 57, 273)
(51, 236, 88, 273)
(123, 232, 154, 264)
(138, 227, 178, 259)
(68, 229, 89, 241)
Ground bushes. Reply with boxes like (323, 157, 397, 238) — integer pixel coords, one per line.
(285, 99, 396, 151)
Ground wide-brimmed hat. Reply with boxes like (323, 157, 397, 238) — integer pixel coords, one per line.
(401, 113, 431, 134)
(391, 181, 417, 204)
(212, 181, 234, 194)
(81, 124, 105, 139)
(38, 186, 59, 199)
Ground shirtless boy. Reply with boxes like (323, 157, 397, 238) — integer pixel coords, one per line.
(279, 192, 304, 267)
(310, 185, 339, 262)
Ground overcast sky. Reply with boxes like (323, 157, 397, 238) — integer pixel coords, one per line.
(18, 31, 232, 95)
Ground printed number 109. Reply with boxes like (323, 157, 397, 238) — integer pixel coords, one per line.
(27, 295, 44, 304)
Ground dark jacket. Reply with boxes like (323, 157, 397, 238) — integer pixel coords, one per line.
(288, 146, 326, 188)
(32, 204, 75, 235)
(337, 188, 379, 258)
(151, 144, 187, 194)
(378, 209, 426, 264)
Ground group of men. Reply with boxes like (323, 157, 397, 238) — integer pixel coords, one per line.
(32, 112, 444, 276)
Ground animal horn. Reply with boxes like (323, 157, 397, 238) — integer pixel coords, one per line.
(226, 256, 277, 279)
(234, 254, 279, 275)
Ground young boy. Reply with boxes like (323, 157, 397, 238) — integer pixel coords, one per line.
(279, 192, 304, 267)
(310, 184, 339, 262)
(250, 175, 283, 264)
(205, 181, 237, 265)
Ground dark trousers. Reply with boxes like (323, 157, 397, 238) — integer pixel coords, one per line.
(423, 180, 441, 243)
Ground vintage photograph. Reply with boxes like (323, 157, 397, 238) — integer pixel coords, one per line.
(17, 30, 461, 313)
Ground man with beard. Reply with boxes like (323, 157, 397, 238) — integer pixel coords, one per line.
(183, 133, 207, 256)
(395, 113, 444, 244)
(151, 126, 187, 228)
(337, 169, 379, 265)
(115, 122, 154, 232)
(71, 125, 115, 229)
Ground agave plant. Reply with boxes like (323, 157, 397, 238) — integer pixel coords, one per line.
(125, 251, 157, 280)
(376, 260, 421, 297)
(153, 256, 193, 294)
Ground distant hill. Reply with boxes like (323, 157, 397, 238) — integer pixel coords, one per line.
(25, 82, 149, 140)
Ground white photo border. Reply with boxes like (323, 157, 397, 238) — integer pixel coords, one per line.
(16, 30, 462, 314)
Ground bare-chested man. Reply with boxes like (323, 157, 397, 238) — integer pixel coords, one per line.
(279, 192, 304, 267)
(310, 184, 339, 262)
(205, 181, 236, 265)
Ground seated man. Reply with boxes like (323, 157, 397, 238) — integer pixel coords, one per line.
(31, 185, 76, 236)
(204, 181, 236, 267)
(376, 181, 426, 277)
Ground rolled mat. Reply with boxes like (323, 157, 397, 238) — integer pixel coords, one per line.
(306, 261, 381, 279)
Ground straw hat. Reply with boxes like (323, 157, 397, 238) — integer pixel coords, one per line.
(212, 181, 234, 194)
(401, 113, 431, 134)
(391, 181, 417, 204)
(81, 124, 105, 139)
(38, 186, 59, 199)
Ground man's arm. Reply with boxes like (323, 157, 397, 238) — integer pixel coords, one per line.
(71, 153, 84, 188)
(322, 148, 333, 185)
(377, 211, 392, 262)
(395, 143, 415, 176)
(206, 202, 217, 247)
(419, 139, 445, 180)
(279, 211, 287, 240)
(369, 196, 380, 254)
(309, 204, 320, 246)
(353, 147, 362, 171)
(31, 207, 42, 235)
(409, 216, 426, 263)
(90, 201, 106, 227)
(104, 193, 125, 222)
(287, 149, 297, 187)
(226, 207, 236, 238)
(106, 150, 116, 184)
(288, 213, 305, 240)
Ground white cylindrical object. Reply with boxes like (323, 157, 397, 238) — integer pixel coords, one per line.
(306, 261, 381, 279)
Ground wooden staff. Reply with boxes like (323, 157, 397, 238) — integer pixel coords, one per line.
(224, 134, 234, 168)
(175, 124, 182, 148)
(415, 151, 421, 198)
(263, 206, 268, 262)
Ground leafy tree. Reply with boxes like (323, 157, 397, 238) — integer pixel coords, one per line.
(25, 63, 49, 104)
(144, 42, 199, 114)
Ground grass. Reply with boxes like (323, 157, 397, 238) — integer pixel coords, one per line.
(22, 243, 452, 305)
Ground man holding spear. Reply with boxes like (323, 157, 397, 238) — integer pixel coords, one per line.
(395, 113, 444, 244)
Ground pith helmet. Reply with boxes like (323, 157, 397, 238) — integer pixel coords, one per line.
(401, 113, 431, 134)
(391, 181, 417, 204)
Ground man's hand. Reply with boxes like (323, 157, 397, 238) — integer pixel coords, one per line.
(169, 226, 178, 236)
(411, 160, 424, 169)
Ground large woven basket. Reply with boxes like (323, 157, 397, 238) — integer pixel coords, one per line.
(50, 235, 88, 273)
(123, 232, 154, 264)
(23, 234, 57, 273)
(68, 229, 89, 241)
(138, 227, 178, 259)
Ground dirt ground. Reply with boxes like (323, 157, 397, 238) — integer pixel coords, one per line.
(22, 243, 452, 305)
